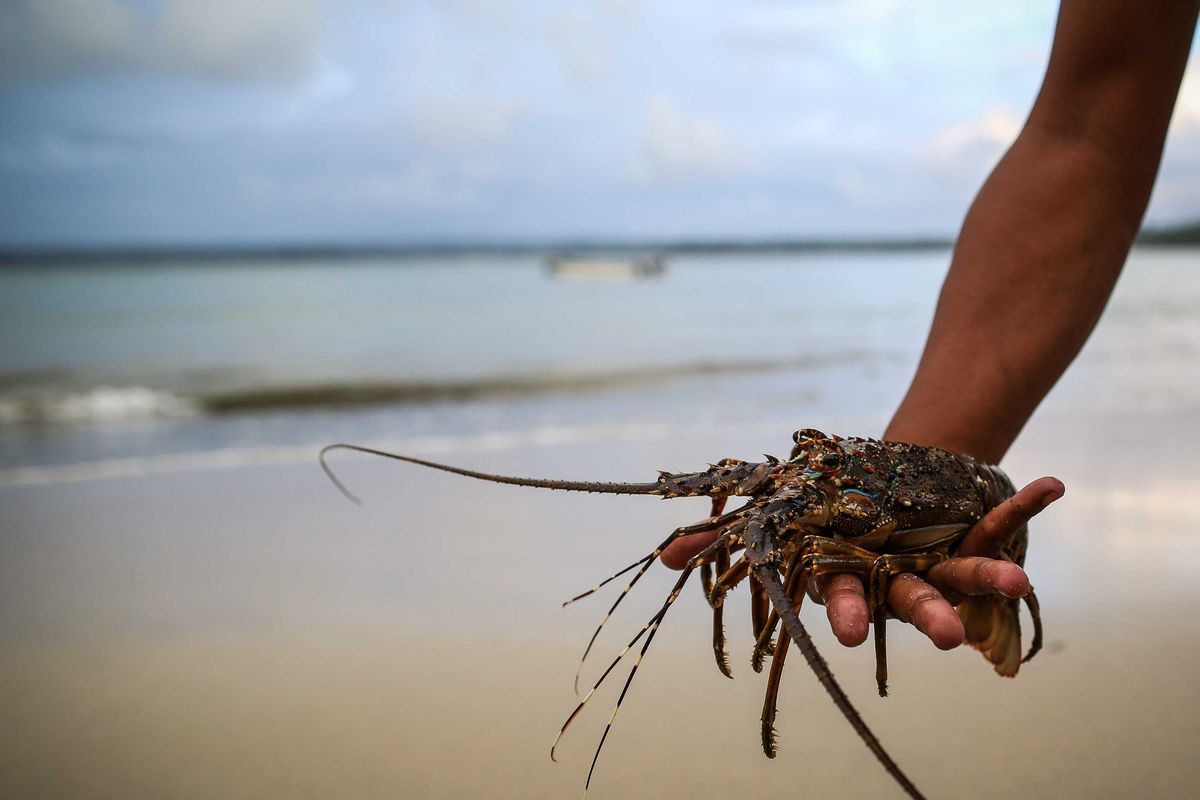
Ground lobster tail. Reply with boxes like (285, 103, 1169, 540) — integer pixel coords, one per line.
(957, 595, 1022, 677)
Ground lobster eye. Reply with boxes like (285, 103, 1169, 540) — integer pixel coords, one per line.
(819, 454, 841, 469)
(793, 428, 831, 450)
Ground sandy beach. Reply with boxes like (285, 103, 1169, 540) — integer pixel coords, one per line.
(4, 405, 1200, 799)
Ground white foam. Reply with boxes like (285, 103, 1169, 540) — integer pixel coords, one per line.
(0, 386, 199, 425)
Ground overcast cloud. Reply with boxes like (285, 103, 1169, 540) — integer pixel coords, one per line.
(0, 0, 1196, 246)
(0, 0, 319, 81)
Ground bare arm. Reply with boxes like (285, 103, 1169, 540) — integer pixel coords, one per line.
(823, 0, 1200, 648)
(887, 0, 1198, 461)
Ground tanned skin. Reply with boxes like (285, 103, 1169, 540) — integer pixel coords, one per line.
(664, 0, 1199, 651)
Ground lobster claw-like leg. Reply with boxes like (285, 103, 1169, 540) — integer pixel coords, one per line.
(783, 537, 946, 697)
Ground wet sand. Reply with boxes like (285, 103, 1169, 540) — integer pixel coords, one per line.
(3, 408, 1200, 798)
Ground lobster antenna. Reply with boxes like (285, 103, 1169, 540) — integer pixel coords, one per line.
(319, 443, 664, 505)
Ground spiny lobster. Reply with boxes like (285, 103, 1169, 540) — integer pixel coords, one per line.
(320, 428, 1043, 800)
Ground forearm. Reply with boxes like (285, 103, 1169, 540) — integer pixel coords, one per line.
(886, 133, 1147, 462)
(887, 0, 1198, 463)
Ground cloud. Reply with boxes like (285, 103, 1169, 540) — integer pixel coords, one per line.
(404, 98, 525, 154)
(0, 0, 137, 79)
(930, 105, 1021, 160)
(919, 104, 1020, 195)
(430, 0, 632, 87)
(240, 161, 488, 215)
(7, 1, 1183, 245)
(636, 96, 759, 180)
(543, 9, 613, 84)
(157, 0, 319, 81)
(725, 25, 821, 61)
(0, 133, 123, 170)
(1148, 63, 1200, 224)
(434, 0, 525, 32)
(0, 0, 319, 82)
(1170, 62, 1200, 136)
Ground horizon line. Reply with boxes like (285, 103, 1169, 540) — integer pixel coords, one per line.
(0, 235, 953, 263)
(1, 221, 1197, 263)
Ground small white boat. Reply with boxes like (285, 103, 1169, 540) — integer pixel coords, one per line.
(545, 254, 666, 281)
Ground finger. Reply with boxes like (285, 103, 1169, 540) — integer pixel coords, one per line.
(660, 529, 720, 570)
(925, 556, 1030, 602)
(958, 476, 1064, 558)
(812, 573, 869, 647)
(888, 573, 964, 650)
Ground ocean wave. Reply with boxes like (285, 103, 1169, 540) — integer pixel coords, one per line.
(199, 356, 866, 412)
(0, 354, 869, 425)
(0, 386, 200, 425)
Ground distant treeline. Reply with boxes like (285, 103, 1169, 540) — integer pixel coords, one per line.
(1138, 220, 1200, 244)
(0, 237, 953, 265)
(3, 220, 1198, 265)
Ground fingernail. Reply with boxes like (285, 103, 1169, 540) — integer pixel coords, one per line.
(1038, 491, 1062, 510)
(1040, 480, 1065, 508)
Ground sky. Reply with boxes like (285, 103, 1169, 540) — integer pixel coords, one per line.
(0, 0, 1198, 248)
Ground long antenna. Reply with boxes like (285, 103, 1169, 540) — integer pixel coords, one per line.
(319, 443, 664, 505)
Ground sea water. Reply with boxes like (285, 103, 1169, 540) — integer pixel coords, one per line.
(1, 247, 1197, 485)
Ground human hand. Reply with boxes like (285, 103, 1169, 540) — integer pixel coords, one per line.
(659, 476, 1064, 650)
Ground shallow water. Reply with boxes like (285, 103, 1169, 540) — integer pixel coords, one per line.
(1, 247, 1198, 481)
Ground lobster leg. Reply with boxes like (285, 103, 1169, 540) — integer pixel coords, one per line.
(743, 526, 927, 800)
(867, 553, 948, 697)
(567, 508, 744, 607)
(869, 561, 891, 698)
(709, 547, 751, 676)
(569, 511, 747, 693)
(760, 623, 792, 755)
(749, 575, 772, 670)
(571, 532, 737, 796)
(1022, 587, 1043, 663)
(701, 496, 729, 602)
(553, 532, 734, 775)
(750, 575, 769, 639)
(783, 537, 952, 697)
(710, 539, 733, 678)
(759, 557, 807, 757)
(700, 560, 714, 603)
(710, 555, 750, 606)
(751, 544, 863, 673)
(744, 566, 921, 796)
(689, 510, 736, 678)
(758, 568, 806, 758)
(754, 545, 896, 679)
(751, 607, 780, 673)
(581, 565, 694, 795)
